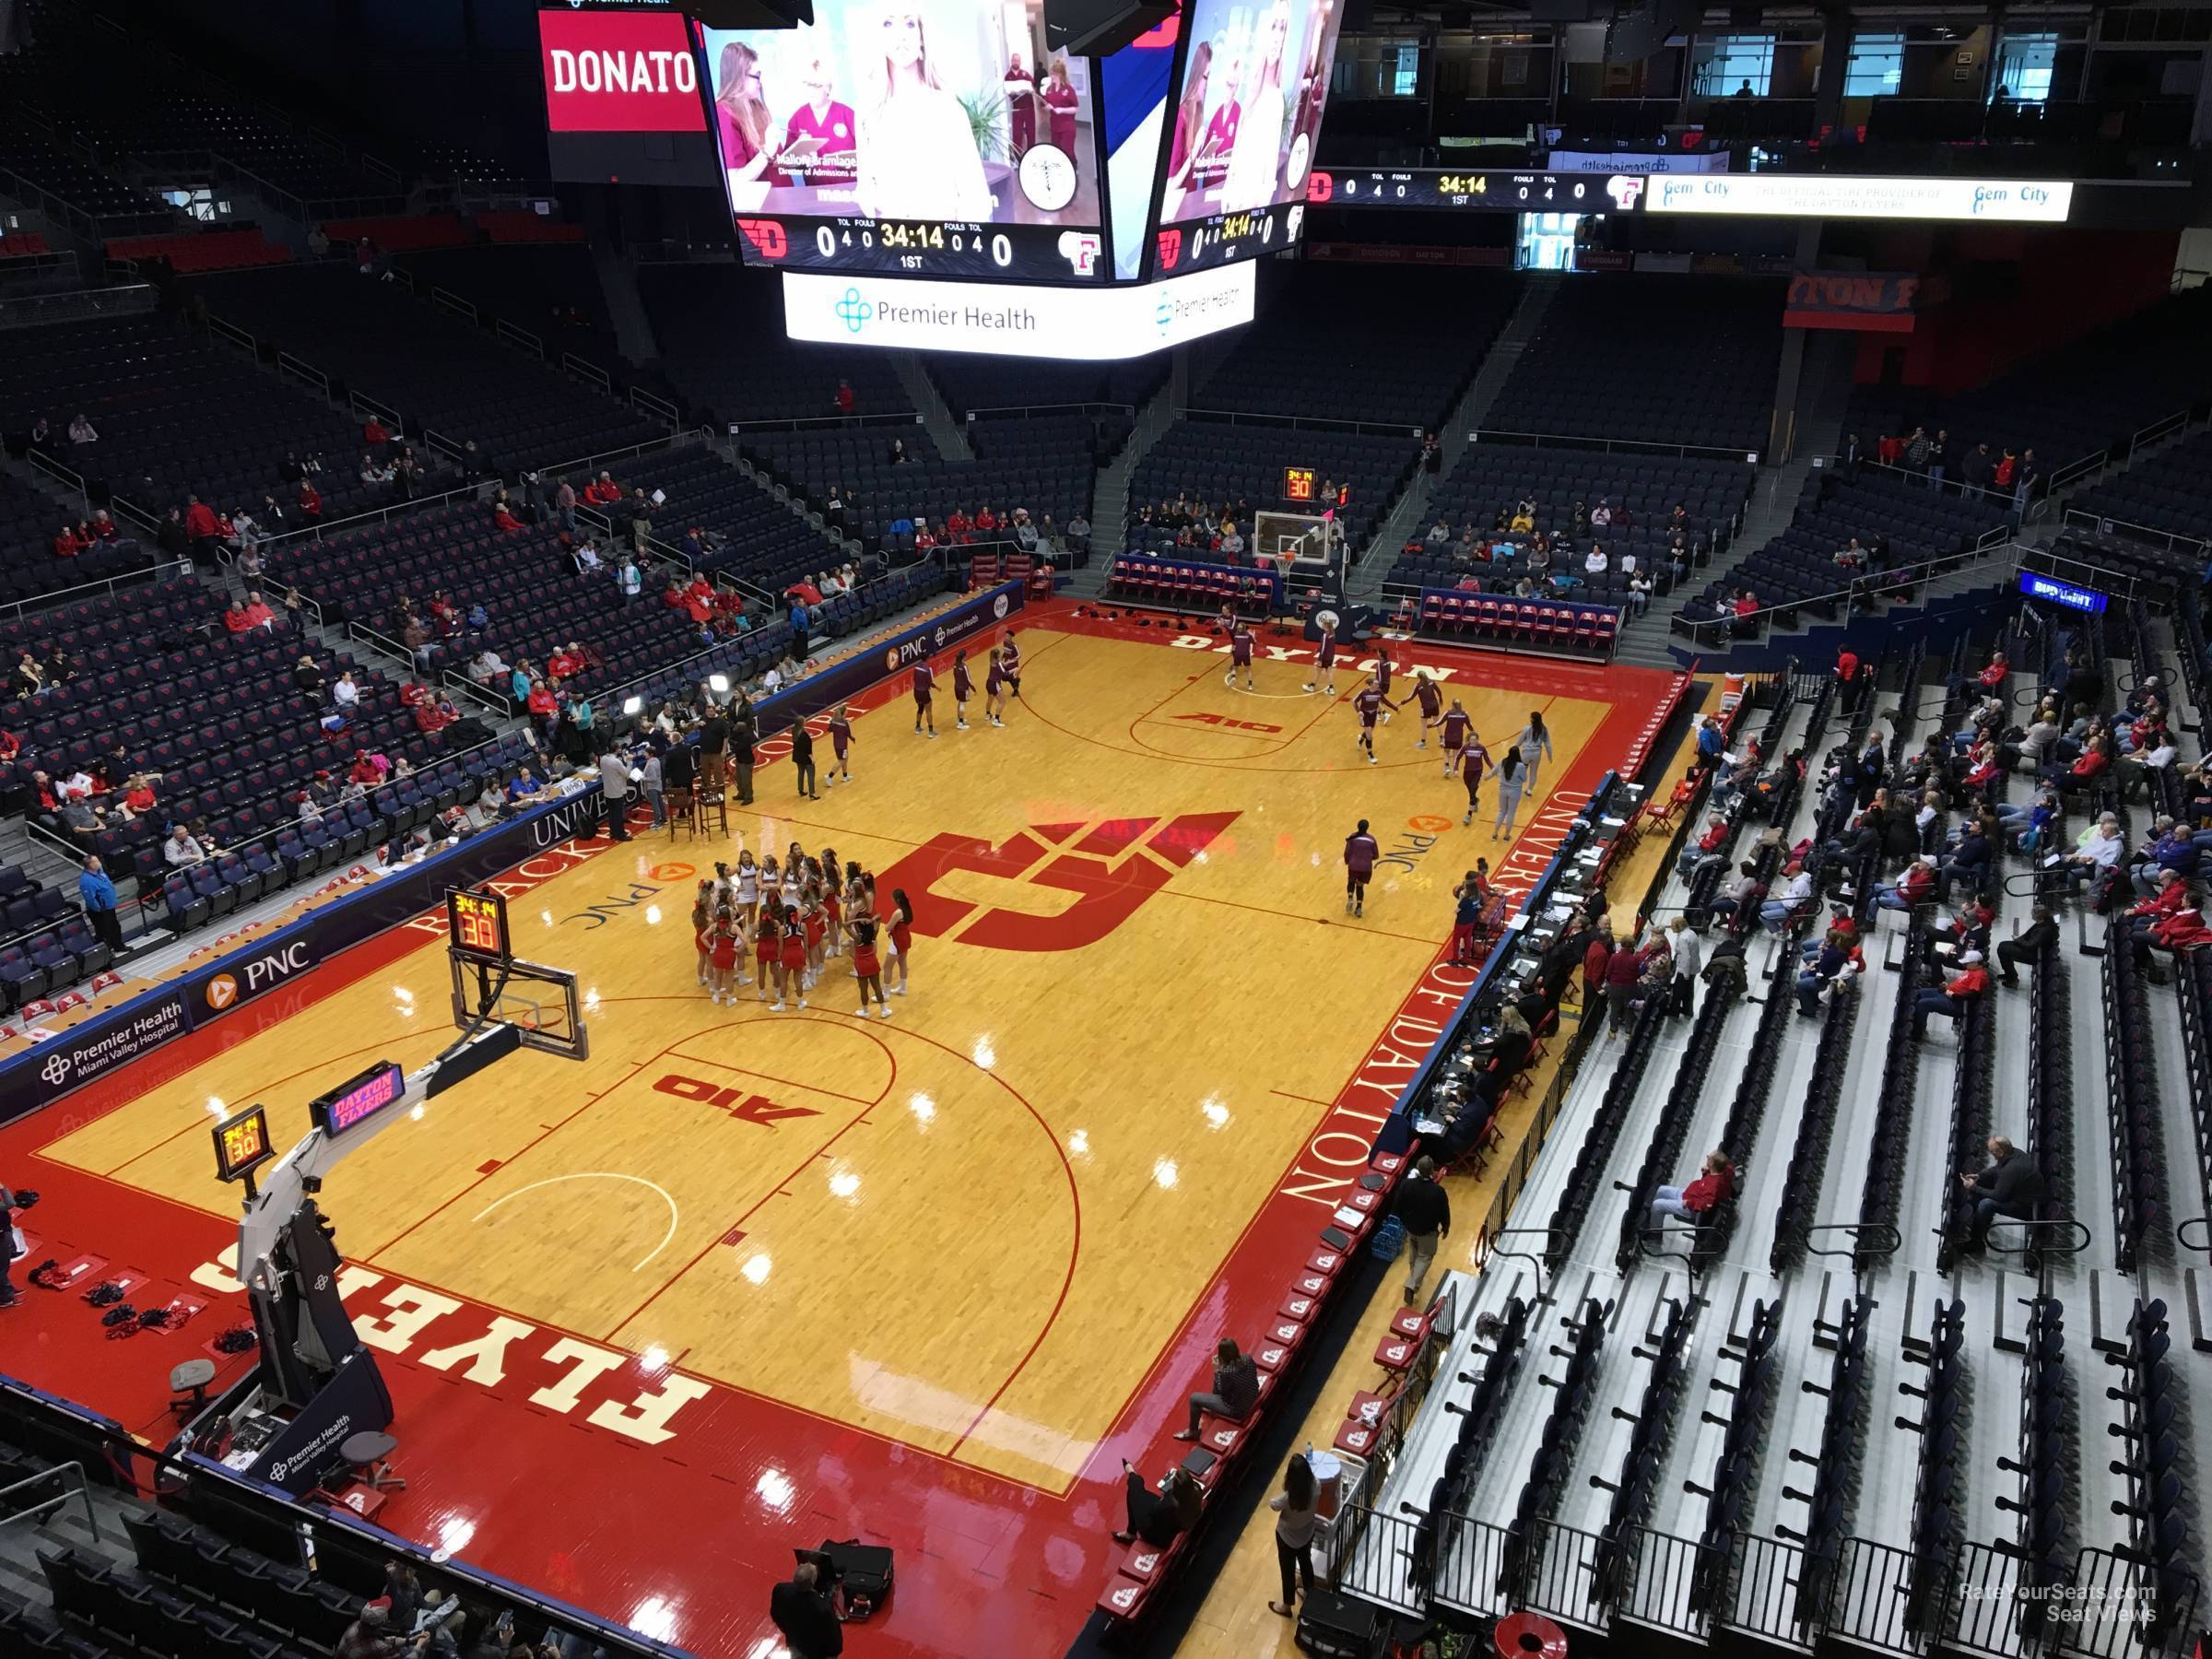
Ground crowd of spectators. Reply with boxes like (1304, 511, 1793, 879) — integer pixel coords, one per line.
(1841, 426, 2043, 516)
(1397, 494, 1701, 614)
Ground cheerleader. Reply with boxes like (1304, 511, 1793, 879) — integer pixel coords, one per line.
(759, 853, 782, 922)
(881, 886, 915, 996)
(802, 891, 828, 986)
(984, 649, 1010, 726)
(733, 850, 760, 928)
(951, 651, 973, 730)
(756, 906, 783, 1006)
(779, 904, 809, 1008)
(708, 908, 739, 1004)
(850, 912, 890, 1018)
(828, 704, 855, 782)
(690, 882, 714, 987)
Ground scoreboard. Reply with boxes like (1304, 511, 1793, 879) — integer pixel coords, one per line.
(1307, 171, 1648, 214)
(448, 888, 512, 962)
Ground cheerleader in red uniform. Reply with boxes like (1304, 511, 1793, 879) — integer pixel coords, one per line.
(755, 907, 783, 1007)
(709, 909, 739, 1004)
(691, 884, 714, 989)
(951, 651, 973, 730)
(802, 890, 829, 988)
(850, 913, 889, 1018)
(779, 905, 809, 1008)
(882, 887, 915, 996)
(828, 704, 855, 784)
(759, 853, 782, 924)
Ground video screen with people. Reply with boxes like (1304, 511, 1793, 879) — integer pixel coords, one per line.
(1159, 0, 1342, 227)
(700, 2, 1103, 232)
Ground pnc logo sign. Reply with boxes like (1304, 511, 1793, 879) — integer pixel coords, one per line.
(205, 974, 240, 1011)
(205, 941, 312, 1012)
(653, 1074, 821, 1127)
(872, 810, 1239, 953)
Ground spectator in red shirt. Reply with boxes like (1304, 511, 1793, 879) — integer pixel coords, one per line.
(493, 498, 524, 533)
(584, 471, 621, 506)
(786, 577, 823, 608)
(914, 520, 938, 553)
(1731, 589, 1759, 638)
(835, 379, 855, 416)
(946, 508, 973, 545)
(184, 494, 219, 548)
(1912, 950, 1991, 1038)
(224, 598, 253, 633)
(240, 591, 276, 630)
(413, 696, 453, 735)
(53, 524, 84, 559)
(1676, 813, 1730, 882)
(975, 505, 999, 539)
(1836, 646, 1859, 685)
(1648, 1149, 1733, 1230)
(363, 416, 391, 448)
(662, 579, 688, 609)
(297, 480, 324, 520)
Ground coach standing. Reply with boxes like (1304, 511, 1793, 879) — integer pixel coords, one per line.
(731, 712, 757, 806)
(77, 855, 125, 955)
(790, 721, 818, 801)
(596, 748, 633, 841)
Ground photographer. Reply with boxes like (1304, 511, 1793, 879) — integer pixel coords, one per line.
(771, 1561, 842, 1658)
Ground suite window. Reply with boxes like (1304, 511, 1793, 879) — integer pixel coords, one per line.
(1843, 32, 1905, 96)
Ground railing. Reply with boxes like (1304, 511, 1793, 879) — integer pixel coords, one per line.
(2062, 506, 2212, 563)
(276, 350, 329, 399)
(1185, 405, 1424, 439)
(963, 399, 1138, 423)
(1670, 535, 2018, 647)
(733, 410, 925, 436)
(1618, 1525, 1728, 1639)
(0, 1460, 99, 1539)
(430, 286, 477, 326)
(563, 351, 612, 394)
(0, 281, 156, 331)
(207, 313, 256, 354)
(2018, 543, 2159, 608)
(1475, 427, 1758, 464)
(0, 559, 191, 624)
(495, 317, 545, 359)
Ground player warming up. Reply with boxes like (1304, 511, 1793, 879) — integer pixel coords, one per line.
(828, 704, 855, 784)
(1302, 613, 1340, 697)
(912, 657, 937, 737)
(1343, 818, 1379, 917)
(1459, 734, 1494, 827)
(951, 651, 973, 730)
(1438, 698, 1473, 778)
(1226, 617, 1256, 689)
(985, 646, 1011, 726)
(1372, 641, 1396, 721)
(1409, 670, 1443, 747)
(1354, 676, 1386, 764)
(999, 631, 1022, 700)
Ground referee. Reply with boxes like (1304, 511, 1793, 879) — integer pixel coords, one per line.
(1394, 1155, 1451, 1307)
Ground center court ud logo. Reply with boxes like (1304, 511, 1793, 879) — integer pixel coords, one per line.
(836, 288, 874, 335)
(873, 811, 1239, 952)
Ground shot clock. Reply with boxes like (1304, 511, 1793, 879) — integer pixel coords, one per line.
(211, 1103, 276, 1186)
(447, 888, 512, 963)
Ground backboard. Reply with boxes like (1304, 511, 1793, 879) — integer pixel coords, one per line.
(448, 950, 589, 1059)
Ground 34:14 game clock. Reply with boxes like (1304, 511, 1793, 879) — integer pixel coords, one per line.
(447, 888, 511, 962)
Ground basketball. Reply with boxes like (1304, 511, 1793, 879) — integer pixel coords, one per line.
(1315, 608, 1340, 633)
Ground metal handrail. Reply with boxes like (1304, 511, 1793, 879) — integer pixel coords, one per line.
(2062, 505, 2212, 562)
(1475, 426, 1757, 463)
(0, 560, 192, 624)
(0, 1461, 99, 1540)
(1674, 537, 2019, 642)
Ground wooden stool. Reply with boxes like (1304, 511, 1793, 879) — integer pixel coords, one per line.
(694, 789, 729, 837)
(665, 789, 695, 839)
(169, 1358, 217, 1421)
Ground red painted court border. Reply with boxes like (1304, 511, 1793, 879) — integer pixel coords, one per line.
(0, 614, 1666, 1657)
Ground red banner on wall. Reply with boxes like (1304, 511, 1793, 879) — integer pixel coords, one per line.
(538, 10, 704, 135)
(1784, 269, 1937, 333)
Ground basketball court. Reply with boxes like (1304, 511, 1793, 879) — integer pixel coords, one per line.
(0, 604, 1673, 1657)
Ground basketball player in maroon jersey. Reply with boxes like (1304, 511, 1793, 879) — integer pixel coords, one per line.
(1343, 818, 1379, 917)
(999, 631, 1022, 698)
(1353, 675, 1384, 764)
(950, 649, 973, 730)
(1371, 641, 1396, 720)
(1438, 698, 1473, 777)
(1409, 671, 1444, 747)
(1459, 730, 1496, 827)
(984, 648, 1011, 726)
(827, 703, 855, 784)
(1227, 617, 1256, 688)
(912, 657, 937, 737)
(1301, 618, 1339, 697)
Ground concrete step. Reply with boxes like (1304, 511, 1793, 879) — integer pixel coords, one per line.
(893, 355, 972, 461)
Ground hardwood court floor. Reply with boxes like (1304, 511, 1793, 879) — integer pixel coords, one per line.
(0, 606, 1673, 1658)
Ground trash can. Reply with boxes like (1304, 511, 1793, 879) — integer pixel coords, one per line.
(1494, 1609, 1569, 1659)
(1308, 1449, 1342, 1521)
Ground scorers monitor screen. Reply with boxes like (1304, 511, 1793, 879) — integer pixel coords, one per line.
(1151, 0, 1345, 275)
(703, 2, 1110, 283)
(538, 6, 718, 186)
